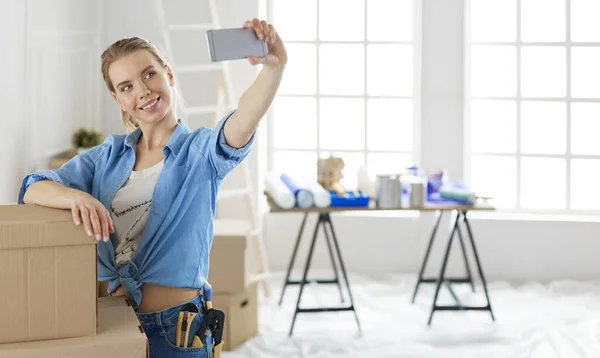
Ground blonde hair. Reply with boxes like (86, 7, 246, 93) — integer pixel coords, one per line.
(101, 37, 184, 133)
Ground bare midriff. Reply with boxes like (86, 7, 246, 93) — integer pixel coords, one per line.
(111, 283, 199, 313)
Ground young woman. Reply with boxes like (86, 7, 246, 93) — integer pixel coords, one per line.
(18, 18, 286, 357)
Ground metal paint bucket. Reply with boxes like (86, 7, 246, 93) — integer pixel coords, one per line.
(375, 175, 402, 208)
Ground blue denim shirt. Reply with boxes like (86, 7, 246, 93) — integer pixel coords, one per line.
(17, 111, 254, 309)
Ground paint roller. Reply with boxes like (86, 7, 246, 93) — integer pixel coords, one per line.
(303, 181, 331, 208)
(439, 185, 476, 204)
(280, 173, 314, 208)
(264, 172, 296, 209)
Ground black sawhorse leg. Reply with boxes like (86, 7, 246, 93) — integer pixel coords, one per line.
(281, 213, 361, 336)
(278, 213, 343, 306)
(411, 210, 495, 325)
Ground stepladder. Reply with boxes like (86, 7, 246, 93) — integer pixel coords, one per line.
(156, 0, 271, 297)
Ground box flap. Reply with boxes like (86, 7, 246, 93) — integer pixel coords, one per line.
(0, 205, 94, 250)
(0, 205, 73, 224)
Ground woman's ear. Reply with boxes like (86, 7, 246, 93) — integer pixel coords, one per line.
(111, 92, 125, 111)
(165, 64, 175, 87)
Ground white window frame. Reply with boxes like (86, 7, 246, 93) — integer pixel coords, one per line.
(464, 0, 600, 215)
(264, 0, 422, 191)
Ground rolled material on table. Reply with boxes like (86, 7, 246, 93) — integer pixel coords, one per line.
(439, 186, 476, 204)
(264, 173, 296, 209)
(280, 173, 314, 208)
(304, 182, 331, 208)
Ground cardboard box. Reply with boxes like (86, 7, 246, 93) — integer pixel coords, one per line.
(98, 280, 110, 298)
(0, 204, 97, 344)
(0, 296, 148, 358)
(208, 232, 250, 294)
(212, 282, 258, 351)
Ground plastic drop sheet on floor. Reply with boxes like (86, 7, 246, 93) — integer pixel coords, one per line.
(222, 273, 600, 358)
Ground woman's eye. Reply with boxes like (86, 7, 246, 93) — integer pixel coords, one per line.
(145, 71, 155, 79)
(122, 85, 131, 92)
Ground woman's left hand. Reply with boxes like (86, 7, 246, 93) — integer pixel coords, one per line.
(243, 19, 287, 68)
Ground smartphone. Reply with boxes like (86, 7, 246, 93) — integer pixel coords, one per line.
(206, 27, 269, 62)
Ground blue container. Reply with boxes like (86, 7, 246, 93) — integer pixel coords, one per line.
(329, 191, 370, 207)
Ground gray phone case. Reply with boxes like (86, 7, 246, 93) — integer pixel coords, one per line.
(206, 28, 269, 62)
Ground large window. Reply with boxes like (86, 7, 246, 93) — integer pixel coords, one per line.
(466, 0, 600, 213)
(266, 0, 419, 189)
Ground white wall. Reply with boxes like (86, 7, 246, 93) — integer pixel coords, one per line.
(0, 0, 26, 203)
(0, 0, 102, 204)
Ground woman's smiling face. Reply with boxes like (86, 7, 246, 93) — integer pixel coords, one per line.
(108, 49, 175, 126)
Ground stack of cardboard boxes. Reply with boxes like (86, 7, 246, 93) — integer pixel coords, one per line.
(208, 226, 259, 351)
(0, 204, 148, 357)
(0, 204, 258, 356)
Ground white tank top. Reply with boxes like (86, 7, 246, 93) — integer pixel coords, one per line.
(110, 160, 163, 267)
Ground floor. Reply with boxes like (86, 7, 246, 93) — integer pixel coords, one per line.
(223, 272, 600, 358)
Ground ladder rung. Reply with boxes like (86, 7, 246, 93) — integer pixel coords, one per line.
(249, 272, 271, 283)
(213, 219, 254, 236)
(213, 219, 260, 237)
(218, 187, 252, 199)
(177, 64, 222, 73)
(168, 23, 213, 31)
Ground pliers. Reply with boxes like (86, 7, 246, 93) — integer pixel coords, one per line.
(201, 284, 226, 358)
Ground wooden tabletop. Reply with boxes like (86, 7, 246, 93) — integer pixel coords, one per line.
(264, 193, 495, 213)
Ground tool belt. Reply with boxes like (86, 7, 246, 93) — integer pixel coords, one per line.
(175, 283, 225, 358)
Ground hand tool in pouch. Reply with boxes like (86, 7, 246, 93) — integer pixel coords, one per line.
(201, 285, 226, 358)
(176, 302, 199, 347)
(198, 309, 225, 357)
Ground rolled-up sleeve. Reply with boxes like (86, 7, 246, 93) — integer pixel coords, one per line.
(17, 140, 109, 204)
(201, 110, 256, 178)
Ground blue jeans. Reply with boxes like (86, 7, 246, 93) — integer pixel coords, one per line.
(136, 295, 213, 358)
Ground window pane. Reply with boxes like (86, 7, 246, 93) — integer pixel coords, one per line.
(571, 159, 600, 210)
(521, 101, 566, 154)
(571, 103, 600, 155)
(367, 99, 413, 151)
(273, 0, 317, 41)
(367, 44, 413, 96)
(521, 0, 565, 42)
(470, 100, 517, 153)
(471, 46, 517, 97)
(273, 151, 318, 181)
(571, 0, 600, 42)
(521, 47, 566, 98)
(320, 151, 365, 190)
(521, 157, 566, 209)
(367, 0, 412, 41)
(367, 153, 412, 177)
(319, 44, 365, 95)
(470, 0, 516, 42)
(279, 44, 316, 95)
(319, 98, 365, 150)
(319, 0, 364, 41)
(272, 97, 317, 149)
(470, 156, 517, 208)
(571, 47, 600, 98)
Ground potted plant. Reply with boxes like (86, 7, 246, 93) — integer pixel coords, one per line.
(71, 128, 103, 154)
